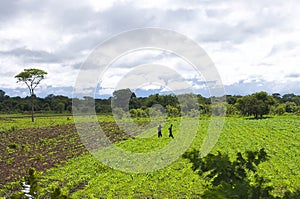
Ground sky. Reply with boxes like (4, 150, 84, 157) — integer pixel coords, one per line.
(0, 0, 300, 98)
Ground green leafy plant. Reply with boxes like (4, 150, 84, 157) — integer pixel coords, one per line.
(183, 148, 276, 198)
(25, 167, 40, 197)
(50, 186, 71, 199)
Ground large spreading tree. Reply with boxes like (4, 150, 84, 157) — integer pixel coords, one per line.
(15, 68, 47, 122)
(236, 91, 275, 119)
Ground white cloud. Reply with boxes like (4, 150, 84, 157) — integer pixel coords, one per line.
(0, 0, 299, 97)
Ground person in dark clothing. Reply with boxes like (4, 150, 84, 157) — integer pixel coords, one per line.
(168, 124, 174, 138)
(158, 125, 162, 137)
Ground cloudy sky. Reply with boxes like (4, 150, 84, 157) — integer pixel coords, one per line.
(0, 0, 300, 98)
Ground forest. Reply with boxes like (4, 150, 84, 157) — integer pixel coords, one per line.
(0, 89, 299, 118)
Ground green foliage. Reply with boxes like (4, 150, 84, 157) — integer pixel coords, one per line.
(285, 102, 297, 113)
(13, 168, 72, 199)
(183, 149, 280, 198)
(236, 91, 275, 118)
(211, 102, 226, 116)
(0, 115, 74, 132)
(272, 104, 286, 115)
(199, 104, 211, 115)
(26, 167, 40, 197)
(1, 88, 300, 117)
(282, 190, 300, 199)
(50, 186, 71, 199)
(112, 88, 135, 110)
(15, 68, 47, 81)
(112, 107, 126, 119)
(15, 68, 47, 122)
(226, 103, 239, 115)
(14, 69, 47, 93)
(166, 105, 180, 117)
(1, 115, 300, 198)
(129, 108, 149, 118)
(55, 102, 65, 113)
(10, 168, 41, 198)
(10, 192, 24, 199)
(7, 143, 19, 150)
(282, 94, 300, 106)
(226, 95, 242, 105)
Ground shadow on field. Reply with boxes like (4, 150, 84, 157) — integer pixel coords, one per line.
(245, 116, 274, 120)
(182, 148, 300, 199)
(0, 116, 14, 121)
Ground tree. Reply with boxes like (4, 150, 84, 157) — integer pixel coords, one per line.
(0, 89, 6, 100)
(282, 93, 296, 103)
(272, 93, 282, 103)
(226, 95, 242, 105)
(226, 103, 239, 115)
(285, 102, 297, 113)
(272, 104, 286, 115)
(236, 92, 275, 119)
(112, 88, 135, 111)
(15, 68, 47, 122)
(166, 105, 180, 117)
(55, 102, 65, 113)
(177, 93, 199, 114)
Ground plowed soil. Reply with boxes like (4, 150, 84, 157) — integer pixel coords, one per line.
(0, 121, 151, 185)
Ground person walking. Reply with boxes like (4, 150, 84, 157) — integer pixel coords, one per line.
(168, 124, 174, 138)
(158, 125, 162, 138)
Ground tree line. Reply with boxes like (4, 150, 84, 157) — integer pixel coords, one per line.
(7, 68, 300, 120)
(1, 89, 300, 118)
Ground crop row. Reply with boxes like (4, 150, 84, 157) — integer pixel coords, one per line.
(1, 116, 299, 198)
(0, 120, 154, 186)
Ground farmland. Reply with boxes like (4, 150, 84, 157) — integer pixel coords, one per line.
(0, 114, 300, 198)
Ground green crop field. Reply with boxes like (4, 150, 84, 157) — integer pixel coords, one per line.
(0, 115, 300, 198)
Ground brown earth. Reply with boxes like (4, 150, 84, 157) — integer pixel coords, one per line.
(0, 121, 153, 186)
